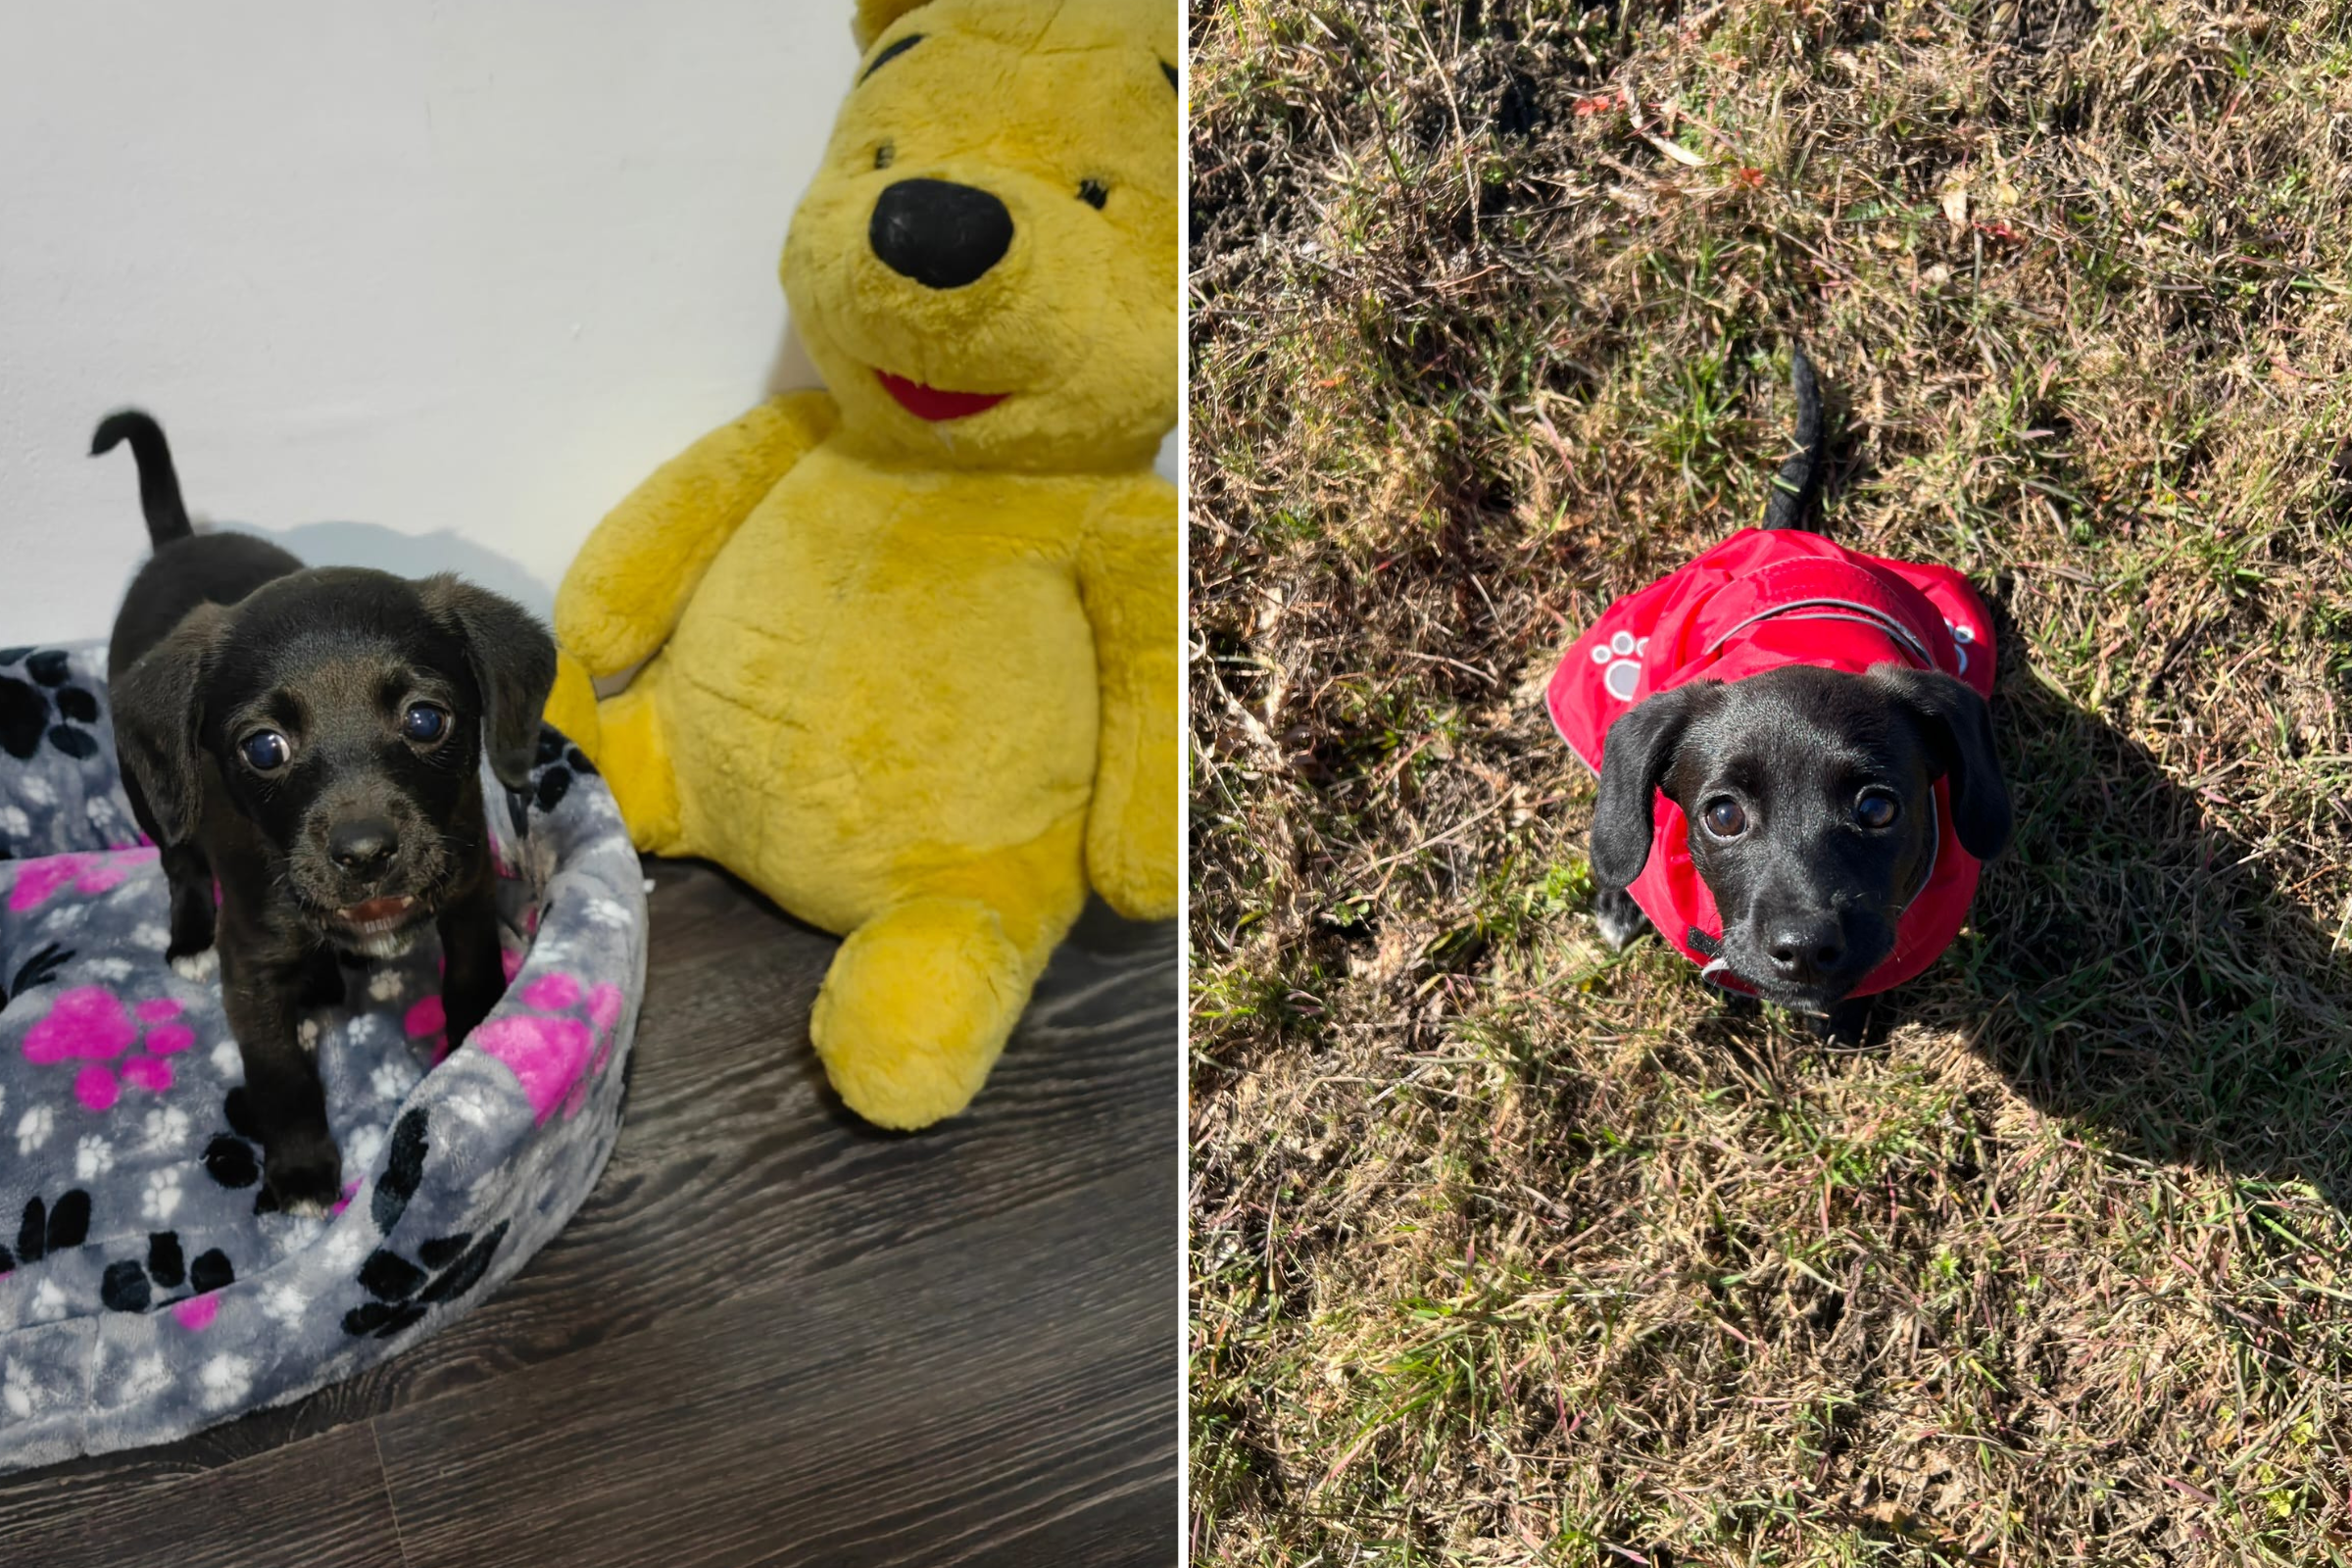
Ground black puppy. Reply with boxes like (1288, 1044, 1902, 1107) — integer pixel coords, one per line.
(1591, 664, 2009, 1037)
(97, 412, 555, 1213)
(1584, 357, 2012, 1041)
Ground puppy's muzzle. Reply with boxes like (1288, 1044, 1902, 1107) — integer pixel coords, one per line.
(295, 795, 448, 946)
(327, 815, 399, 877)
(322, 814, 418, 937)
(1762, 913, 1846, 987)
(1731, 905, 1891, 1009)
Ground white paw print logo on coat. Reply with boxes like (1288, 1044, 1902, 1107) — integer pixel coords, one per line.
(1591, 631, 1651, 702)
(1943, 617, 1977, 675)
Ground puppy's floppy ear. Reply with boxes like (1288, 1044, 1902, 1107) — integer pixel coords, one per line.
(1872, 665, 2013, 860)
(113, 602, 226, 846)
(419, 575, 557, 791)
(1591, 684, 1712, 890)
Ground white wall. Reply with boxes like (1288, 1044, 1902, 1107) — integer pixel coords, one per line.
(0, 2, 1175, 647)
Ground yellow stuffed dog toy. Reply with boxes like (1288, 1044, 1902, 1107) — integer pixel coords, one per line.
(546, 0, 1177, 1129)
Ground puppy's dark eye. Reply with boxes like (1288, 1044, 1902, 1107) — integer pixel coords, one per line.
(402, 704, 450, 745)
(1078, 178, 1108, 210)
(875, 142, 895, 170)
(239, 730, 290, 773)
(1854, 791, 1900, 830)
(1701, 797, 1746, 838)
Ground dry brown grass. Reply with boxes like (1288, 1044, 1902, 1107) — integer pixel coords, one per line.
(1188, 1, 2352, 1562)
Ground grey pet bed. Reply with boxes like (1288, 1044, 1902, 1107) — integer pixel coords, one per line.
(0, 644, 645, 1473)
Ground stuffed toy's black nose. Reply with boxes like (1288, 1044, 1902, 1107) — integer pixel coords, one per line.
(869, 178, 1014, 289)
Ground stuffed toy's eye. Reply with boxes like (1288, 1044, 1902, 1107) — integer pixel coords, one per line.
(402, 704, 450, 745)
(1701, 797, 1746, 838)
(1854, 791, 1899, 830)
(239, 730, 290, 773)
(875, 142, 895, 170)
(1078, 178, 1108, 210)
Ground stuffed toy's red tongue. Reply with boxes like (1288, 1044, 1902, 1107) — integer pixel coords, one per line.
(877, 371, 1008, 421)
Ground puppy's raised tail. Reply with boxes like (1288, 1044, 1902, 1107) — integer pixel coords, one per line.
(1761, 345, 1824, 531)
(90, 410, 193, 546)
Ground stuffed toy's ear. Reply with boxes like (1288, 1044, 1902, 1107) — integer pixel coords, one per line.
(855, 0, 931, 51)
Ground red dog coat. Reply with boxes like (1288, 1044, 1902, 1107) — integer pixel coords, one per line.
(1545, 528, 1997, 997)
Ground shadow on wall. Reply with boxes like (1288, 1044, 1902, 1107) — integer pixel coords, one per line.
(763, 326, 823, 401)
(218, 522, 554, 624)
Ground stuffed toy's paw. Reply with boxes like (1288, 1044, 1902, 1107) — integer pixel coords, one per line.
(1087, 753, 1177, 922)
(809, 899, 1028, 1129)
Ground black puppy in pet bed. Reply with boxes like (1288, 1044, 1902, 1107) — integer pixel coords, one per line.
(1545, 351, 2012, 1042)
(96, 412, 555, 1213)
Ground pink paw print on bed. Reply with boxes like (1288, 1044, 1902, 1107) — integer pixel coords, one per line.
(398, 969, 621, 1122)
(22, 988, 195, 1110)
(7, 847, 156, 913)
(461, 973, 626, 1126)
(399, 945, 531, 1066)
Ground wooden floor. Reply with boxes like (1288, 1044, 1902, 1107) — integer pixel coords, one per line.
(0, 860, 1180, 1568)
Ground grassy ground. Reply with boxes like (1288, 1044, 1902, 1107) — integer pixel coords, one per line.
(1187, 1, 2352, 1562)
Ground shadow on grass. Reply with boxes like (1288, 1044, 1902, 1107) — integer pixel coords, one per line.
(1944, 583, 2352, 1218)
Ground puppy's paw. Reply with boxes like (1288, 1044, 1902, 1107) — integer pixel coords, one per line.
(170, 947, 220, 983)
(1592, 885, 1650, 952)
(261, 1137, 343, 1218)
(168, 901, 217, 961)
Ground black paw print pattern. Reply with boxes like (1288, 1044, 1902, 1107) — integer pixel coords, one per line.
(99, 1230, 235, 1313)
(0, 1188, 92, 1272)
(203, 1086, 356, 1218)
(201, 1087, 286, 1214)
(370, 1107, 429, 1234)
(342, 1109, 509, 1338)
(344, 1220, 510, 1340)
(505, 725, 598, 836)
(0, 943, 74, 1006)
(0, 648, 104, 768)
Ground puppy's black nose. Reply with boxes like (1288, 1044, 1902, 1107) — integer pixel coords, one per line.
(1765, 921, 1845, 982)
(869, 178, 1014, 289)
(328, 818, 398, 874)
